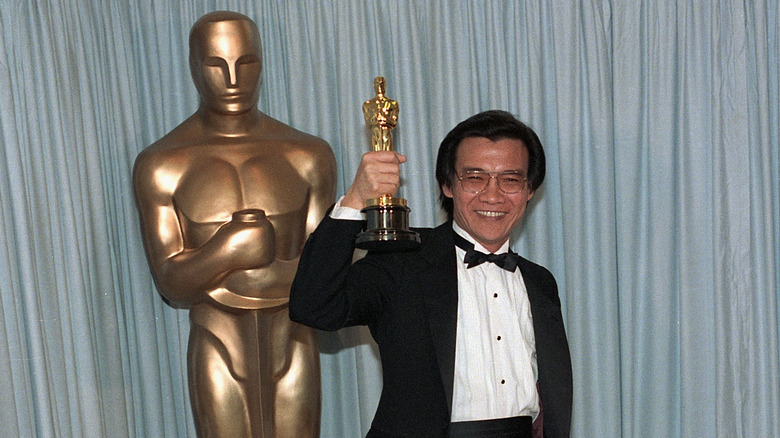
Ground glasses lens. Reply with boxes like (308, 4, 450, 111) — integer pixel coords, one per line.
(497, 174, 526, 193)
(461, 173, 489, 192)
(459, 172, 527, 193)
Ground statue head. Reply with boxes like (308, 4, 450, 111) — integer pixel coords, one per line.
(189, 11, 262, 114)
(373, 76, 386, 96)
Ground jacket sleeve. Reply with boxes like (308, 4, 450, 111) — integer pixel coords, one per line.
(289, 214, 388, 331)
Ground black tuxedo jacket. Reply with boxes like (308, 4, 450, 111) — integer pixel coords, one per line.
(290, 216, 572, 438)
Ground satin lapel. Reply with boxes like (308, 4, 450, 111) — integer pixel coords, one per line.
(518, 258, 553, 369)
(417, 221, 458, 416)
(519, 259, 543, 328)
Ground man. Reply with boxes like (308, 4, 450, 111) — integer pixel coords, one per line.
(290, 110, 572, 437)
(133, 11, 336, 437)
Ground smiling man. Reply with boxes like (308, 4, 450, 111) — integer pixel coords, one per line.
(290, 110, 572, 438)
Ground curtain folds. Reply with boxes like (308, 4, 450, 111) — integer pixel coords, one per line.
(0, 1, 778, 437)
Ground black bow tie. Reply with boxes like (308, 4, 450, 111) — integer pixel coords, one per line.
(453, 231, 520, 272)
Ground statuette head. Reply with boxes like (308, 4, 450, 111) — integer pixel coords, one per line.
(189, 11, 262, 114)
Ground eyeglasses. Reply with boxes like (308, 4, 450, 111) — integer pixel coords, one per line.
(456, 171, 529, 194)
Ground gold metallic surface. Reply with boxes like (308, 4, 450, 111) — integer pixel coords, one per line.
(132, 11, 335, 437)
(356, 77, 420, 250)
(364, 195, 407, 207)
(362, 76, 399, 152)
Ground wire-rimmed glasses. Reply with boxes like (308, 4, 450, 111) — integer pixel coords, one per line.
(456, 171, 528, 194)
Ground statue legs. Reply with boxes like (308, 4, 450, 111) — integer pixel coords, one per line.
(187, 306, 320, 438)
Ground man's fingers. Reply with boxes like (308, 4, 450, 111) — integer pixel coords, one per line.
(362, 150, 406, 163)
(342, 150, 408, 209)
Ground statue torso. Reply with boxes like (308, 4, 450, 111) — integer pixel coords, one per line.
(150, 116, 326, 301)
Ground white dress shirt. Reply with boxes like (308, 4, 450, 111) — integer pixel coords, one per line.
(329, 196, 364, 220)
(450, 222, 539, 422)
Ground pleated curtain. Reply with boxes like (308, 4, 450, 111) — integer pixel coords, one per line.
(0, 1, 778, 436)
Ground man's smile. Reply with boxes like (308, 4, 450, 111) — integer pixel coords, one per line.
(475, 210, 506, 218)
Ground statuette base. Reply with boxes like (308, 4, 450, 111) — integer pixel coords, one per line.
(357, 198, 421, 251)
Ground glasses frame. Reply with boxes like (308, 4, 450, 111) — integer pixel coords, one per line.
(455, 170, 529, 194)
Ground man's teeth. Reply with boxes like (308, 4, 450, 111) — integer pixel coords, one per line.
(477, 211, 505, 217)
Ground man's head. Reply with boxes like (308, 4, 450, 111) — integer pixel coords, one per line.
(436, 110, 546, 251)
(189, 11, 262, 114)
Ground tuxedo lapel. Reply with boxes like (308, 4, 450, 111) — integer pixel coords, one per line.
(518, 258, 556, 341)
(518, 257, 572, 436)
(416, 221, 459, 417)
(519, 259, 549, 351)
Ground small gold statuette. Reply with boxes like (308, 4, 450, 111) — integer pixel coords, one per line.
(356, 76, 421, 251)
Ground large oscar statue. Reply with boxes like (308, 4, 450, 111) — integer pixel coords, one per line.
(356, 76, 421, 251)
(133, 11, 336, 437)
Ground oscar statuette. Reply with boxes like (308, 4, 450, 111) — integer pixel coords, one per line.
(355, 76, 421, 251)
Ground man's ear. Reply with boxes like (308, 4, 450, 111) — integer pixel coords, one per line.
(442, 183, 454, 198)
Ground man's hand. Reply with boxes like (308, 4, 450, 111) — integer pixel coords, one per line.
(342, 151, 406, 209)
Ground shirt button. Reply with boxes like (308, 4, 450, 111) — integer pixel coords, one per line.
(493, 293, 498, 298)
(500, 379, 506, 384)
(497, 336, 502, 341)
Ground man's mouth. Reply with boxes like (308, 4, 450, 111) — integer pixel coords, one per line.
(476, 210, 505, 218)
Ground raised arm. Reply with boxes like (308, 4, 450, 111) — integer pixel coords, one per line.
(289, 148, 404, 330)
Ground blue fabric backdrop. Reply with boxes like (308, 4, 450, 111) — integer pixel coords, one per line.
(0, 1, 778, 436)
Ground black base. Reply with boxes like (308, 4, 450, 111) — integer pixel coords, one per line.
(357, 199, 421, 252)
(355, 228, 421, 251)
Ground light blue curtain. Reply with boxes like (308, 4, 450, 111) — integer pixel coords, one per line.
(1, 1, 778, 437)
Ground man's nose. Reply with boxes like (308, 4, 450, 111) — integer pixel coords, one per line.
(479, 177, 504, 202)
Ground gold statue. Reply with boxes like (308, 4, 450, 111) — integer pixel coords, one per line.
(362, 76, 399, 151)
(132, 11, 336, 437)
(355, 76, 420, 250)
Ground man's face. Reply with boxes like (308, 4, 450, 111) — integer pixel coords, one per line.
(191, 20, 262, 114)
(442, 136, 534, 253)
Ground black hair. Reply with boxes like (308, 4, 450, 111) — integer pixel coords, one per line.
(435, 110, 546, 219)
